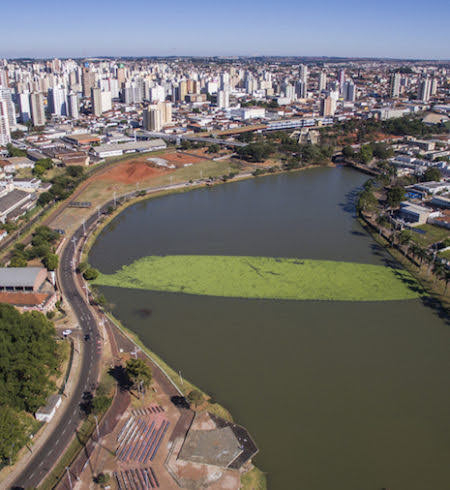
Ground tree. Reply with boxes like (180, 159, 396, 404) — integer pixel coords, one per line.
(372, 143, 393, 160)
(387, 186, 405, 208)
(423, 167, 441, 182)
(357, 145, 373, 164)
(38, 191, 53, 206)
(125, 358, 152, 391)
(0, 405, 29, 464)
(83, 267, 99, 281)
(0, 305, 58, 413)
(357, 190, 378, 214)
(95, 472, 110, 485)
(43, 253, 58, 271)
(206, 144, 220, 154)
(342, 145, 355, 159)
(66, 165, 84, 178)
(187, 389, 204, 407)
(92, 395, 111, 414)
(398, 230, 412, 247)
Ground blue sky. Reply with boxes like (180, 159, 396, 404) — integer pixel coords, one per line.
(1, 0, 449, 59)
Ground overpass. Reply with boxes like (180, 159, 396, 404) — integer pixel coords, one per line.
(141, 131, 248, 148)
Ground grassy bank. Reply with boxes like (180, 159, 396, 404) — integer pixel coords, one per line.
(94, 255, 423, 302)
(358, 217, 450, 310)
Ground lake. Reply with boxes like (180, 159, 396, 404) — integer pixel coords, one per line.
(90, 167, 450, 489)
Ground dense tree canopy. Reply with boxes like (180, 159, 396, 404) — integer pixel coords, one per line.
(0, 304, 58, 413)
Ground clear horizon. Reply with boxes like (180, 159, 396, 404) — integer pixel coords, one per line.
(1, 0, 449, 60)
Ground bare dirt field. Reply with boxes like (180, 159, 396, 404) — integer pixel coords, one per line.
(96, 160, 169, 185)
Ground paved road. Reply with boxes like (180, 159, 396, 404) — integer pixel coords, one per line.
(11, 178, 236, 488)
(11, 217, 102, 489)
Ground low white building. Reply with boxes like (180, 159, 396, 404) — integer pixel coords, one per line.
(93, 138, 167, 158)
(35, 394, 62, 423)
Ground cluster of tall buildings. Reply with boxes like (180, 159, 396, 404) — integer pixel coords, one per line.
(0, 57, 448, 148)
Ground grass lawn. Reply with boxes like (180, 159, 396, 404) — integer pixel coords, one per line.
(411, 224, 449, 247)
(94, 255, 423, 302)
(241, 467, 267, 490)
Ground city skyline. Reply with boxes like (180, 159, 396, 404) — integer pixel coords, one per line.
(1, 0, 449, 60)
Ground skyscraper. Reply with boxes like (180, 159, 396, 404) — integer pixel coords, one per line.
(30, 92, 46, 126)
(343, 80, 356, 102)
(320, 96, 336, 116)
(217, 89, 230, 109)
(319, 71, 327, 92)
(143, 104, 162, 131)
(48, 87, 68, 116)
(338, 69, 346, 94)
(0, 87, 16, 130)
(417, 77, 431, 102)
(91, 87, 102, 116)
(299, 64, 308, 86)
(18, 92, 31, 123)
(68, 93, 79, 119)
(143, 101, 172, 130)
(0, 99, 11, 146)
(390, 72, 401, 98)
(82, 65, 95, 98)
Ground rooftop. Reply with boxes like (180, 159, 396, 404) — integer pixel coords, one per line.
(0, 267, 46, 288)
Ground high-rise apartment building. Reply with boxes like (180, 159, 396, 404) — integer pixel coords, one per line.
(320, 96, 336, 116)
(91, 87, 102, 116)
(30, 92, 46, 126)
(0, 87, 16, 130)
(299, 64, 308, 85)
(343, 80, 356, 102)
(417, 77, 431, 102)
(82, 65, 95, 97)
(18, 92, 31, 123)
(143, 101, 172, 131)
(319, 71, 327, 92)
(217, 90, 230, 109)
(68, 93, 79, 119)
(48, 87, 68, 116)
(0, 99, 11, 146)
(390, 72, 401, 98)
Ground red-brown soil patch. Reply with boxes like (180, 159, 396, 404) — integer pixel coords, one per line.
(95, 159, 170, 184)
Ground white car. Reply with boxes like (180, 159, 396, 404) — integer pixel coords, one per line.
(62, 329, 72, 336)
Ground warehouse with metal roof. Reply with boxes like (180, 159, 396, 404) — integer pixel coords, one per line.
(0, 267, 48, 292)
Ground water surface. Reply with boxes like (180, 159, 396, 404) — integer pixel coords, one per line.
(91, 168, 450, 489)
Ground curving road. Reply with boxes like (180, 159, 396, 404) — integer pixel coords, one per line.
(11, 179, 236, 488)
(11, 215, 102, 489)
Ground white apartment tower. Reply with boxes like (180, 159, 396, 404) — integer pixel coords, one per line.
(0, 87, 16, 130)
(390, 72, 401, 98)
(0, 99, 11, 146)
(48, 87, 68, 116)
(418, 77, 431, 102)
(319, 71, 327, 92)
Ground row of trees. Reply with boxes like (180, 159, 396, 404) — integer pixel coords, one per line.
(0, 305, 59, 463)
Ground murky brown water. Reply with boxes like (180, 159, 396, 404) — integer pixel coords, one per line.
(91, 168, 450, 489)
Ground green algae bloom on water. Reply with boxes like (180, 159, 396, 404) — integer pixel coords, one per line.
(93, 255, 423, 302)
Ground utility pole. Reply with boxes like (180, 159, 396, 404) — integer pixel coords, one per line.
(179, 370, 184, 388)
(113, 191, 117, 209)
(94, 415, 100, 440)
(82, 284, 89, 304)
(66, 467, 73, 490)
(82, 220, 86, 236)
